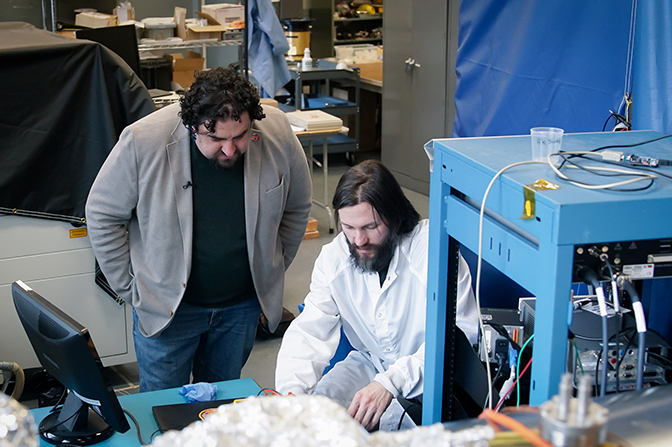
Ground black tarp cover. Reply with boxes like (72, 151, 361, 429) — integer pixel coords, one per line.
(0, 22, 155, 223)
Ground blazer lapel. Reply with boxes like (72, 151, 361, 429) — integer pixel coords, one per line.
(167, 122, 194, 271)
(245, 127, 262, 260)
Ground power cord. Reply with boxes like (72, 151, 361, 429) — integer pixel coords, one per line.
(618, 276, 647, 390)
(483, 353, 508, 409)
(602, 110, 631, 132)
(555, 133, 672, 177)
(258, 388, 281, 396)
(396, 407, 410, 431)
(123, 409, 148, 445)
(475, 160, 540, 410)
(576, 266, 609, 397)
(551, 151, 657, 191)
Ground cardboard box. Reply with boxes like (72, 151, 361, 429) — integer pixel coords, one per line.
(174, 7, 188, 40)
(175, 7, 226, 41)
(201, 3, 245, 28)
(187, 24, 225, 41)
(170, 52, 205, 89)
(304, 218, 319, 239)
(75, 11, 118, 28)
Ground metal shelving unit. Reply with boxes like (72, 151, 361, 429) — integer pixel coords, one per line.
(138, 32, 243, 67)
(278, 59, 360, 155)
(333, 13, 383, 48)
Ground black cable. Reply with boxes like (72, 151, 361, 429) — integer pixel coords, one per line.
(573, 334, 604, 342)
(589, 133, 672, 153)
(396, 407, 410, 431)
(601, 257, 623, 393)
(257, 388, 280, 396)
(558, 152, 631, 177)
(576, 266, 610, 396)
(620, 278, 647, 390)
(149, 429, 163, 444)
(555, 152, 656, 191)
(647, 351, 672, 368)
(602, 114, 612, 132)
(572, 154, 672, 180)
(483, 354, 507, 409)
(556, 132, 672, 172)
(123, 409, 148, 446)
(614, 328, 635, 393)
(602, 111, 629, 132)
(37, 390, 72, 435)
(37, 405, 79, 436)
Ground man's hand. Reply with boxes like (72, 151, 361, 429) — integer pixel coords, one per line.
(347, 381, 393, 431)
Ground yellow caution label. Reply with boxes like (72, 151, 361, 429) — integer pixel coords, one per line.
(522, 179, 560, 219)
(521, 185, 535, 219)
(69, 228, 88, 238)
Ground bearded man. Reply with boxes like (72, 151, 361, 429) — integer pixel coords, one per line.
(275, 160, 479, 431)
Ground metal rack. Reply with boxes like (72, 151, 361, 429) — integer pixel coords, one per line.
(138, 36, 242, 66)
(279, 59, 360, 155)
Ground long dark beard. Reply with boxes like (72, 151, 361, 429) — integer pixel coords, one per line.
(348, 232, 399, 274)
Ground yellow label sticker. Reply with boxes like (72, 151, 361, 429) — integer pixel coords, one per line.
(521, 185, 535, 219)
(521, 179, 560, 219)
(69, 228, 88, 238)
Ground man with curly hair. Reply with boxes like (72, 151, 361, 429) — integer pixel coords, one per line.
(86, 68, 312, 391)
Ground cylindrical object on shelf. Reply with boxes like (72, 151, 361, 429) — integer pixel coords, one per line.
(282, 18, 312, 61)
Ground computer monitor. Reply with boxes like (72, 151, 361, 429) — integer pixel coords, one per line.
(76, 25, 141, 77)
(11, 280, 130, 445)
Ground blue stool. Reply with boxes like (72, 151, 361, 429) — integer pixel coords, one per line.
(297, 303, 354, 374)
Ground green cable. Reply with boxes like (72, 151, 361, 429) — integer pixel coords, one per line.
(575, 342, 584, 374)
(516, 334, 535, 407)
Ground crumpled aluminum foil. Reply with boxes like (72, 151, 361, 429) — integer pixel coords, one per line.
(0, 393, 37, 447)
(150, 395, 494, 447)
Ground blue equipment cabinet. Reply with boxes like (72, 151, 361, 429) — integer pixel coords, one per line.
(423, 131, 672, 424)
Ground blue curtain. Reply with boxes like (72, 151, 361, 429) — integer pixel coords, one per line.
(451, 0, 672, 344)
(452, 0, 631, 138)
(632, 2, 672, 134)
(632, 2, 672, 345)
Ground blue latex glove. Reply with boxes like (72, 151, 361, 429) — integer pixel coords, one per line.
(179, 382, 218, 402)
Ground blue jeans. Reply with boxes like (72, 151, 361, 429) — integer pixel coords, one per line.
(133, 297, 261, 392)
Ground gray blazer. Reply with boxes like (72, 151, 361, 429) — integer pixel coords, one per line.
(85, 103, 312, 337)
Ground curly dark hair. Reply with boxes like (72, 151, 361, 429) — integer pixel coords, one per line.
(179, 67, 265, 133)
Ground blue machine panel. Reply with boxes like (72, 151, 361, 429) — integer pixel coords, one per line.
(424, 131, 672, 423)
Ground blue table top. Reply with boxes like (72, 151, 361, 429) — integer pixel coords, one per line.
(29, 378, 262, 446)
(428, 131, 672, 246)
(429, 131, 672, 206)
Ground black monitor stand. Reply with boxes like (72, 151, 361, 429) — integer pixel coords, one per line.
(40, 391, 115, 445)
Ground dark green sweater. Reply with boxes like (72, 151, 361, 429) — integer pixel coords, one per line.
(182, 140, 254, 307)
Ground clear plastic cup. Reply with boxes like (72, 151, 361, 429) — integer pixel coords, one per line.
(530, 127, 564, 161)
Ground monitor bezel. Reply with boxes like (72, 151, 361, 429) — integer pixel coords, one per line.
(11, 280, 130, 444)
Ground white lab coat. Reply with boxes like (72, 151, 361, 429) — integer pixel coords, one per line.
(275, 220, 479, 430)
